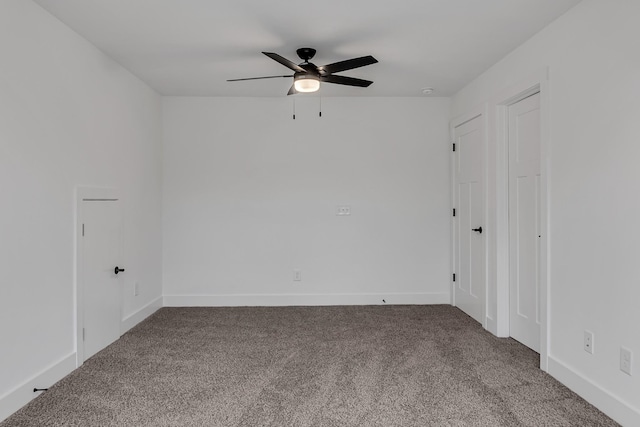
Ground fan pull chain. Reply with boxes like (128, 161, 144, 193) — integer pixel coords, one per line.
(319, 96, 322, 117)
(293, 98, 296, 120)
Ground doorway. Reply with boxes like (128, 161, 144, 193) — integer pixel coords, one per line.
(76, 188, 124, 364)
(508, 92, 541, 352)
(452, 113, 486, 325)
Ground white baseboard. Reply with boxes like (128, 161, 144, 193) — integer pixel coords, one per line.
(121, 296, 163, 334)
(548, 356, 640, 427)
(0, 352, 76, 423)
(163, 292, 450, 307)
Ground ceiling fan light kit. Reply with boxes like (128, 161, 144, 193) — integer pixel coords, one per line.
(293, 74, 320, 93)
(228, 47, 378, 96)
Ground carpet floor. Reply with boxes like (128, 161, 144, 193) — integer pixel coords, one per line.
(2, 305, 618, 426)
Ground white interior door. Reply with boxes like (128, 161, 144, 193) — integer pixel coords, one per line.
(82, 199, 123, 360)
(508, 92, 541, 352)
(454, 116, 485, 324)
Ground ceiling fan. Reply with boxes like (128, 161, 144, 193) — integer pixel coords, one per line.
(227, 48, 378, 95)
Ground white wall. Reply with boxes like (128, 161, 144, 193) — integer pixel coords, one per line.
(163, 97, 451, 306)
(0, 0, 163, 419)
(452, 1, 640, 424)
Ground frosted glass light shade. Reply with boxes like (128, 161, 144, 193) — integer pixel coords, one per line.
(294, 76, 320, 93)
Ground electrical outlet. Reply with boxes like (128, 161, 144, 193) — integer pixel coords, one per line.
(620, 347, 633, 376)
(584, 330, 594, 354)
(293, 270, 302, 282)
(134, 281, 140, 296)
(336, 205, 351, 216)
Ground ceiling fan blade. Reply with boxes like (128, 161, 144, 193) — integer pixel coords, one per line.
(287, 84, 298, 96)
(320, 75, 373, 87)
(227, 75, 293, 82)
(262, 52, 306, 72)
(319, 55, 378, 75)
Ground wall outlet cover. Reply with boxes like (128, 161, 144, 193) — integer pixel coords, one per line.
(336, 206, 351, 216)
(583, 330, 594, 354)
(620, 347, 633, 376)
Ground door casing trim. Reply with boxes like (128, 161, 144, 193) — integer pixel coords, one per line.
(74, 187, 121, 367)
(488, 68, 550, 371)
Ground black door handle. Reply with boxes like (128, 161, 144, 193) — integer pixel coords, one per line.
(472, 227, 483, 234)
(114, 266, 125, 275)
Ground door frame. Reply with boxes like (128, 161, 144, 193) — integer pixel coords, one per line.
(74, 187, 122, 367)
(489, 69, 550, 371)
(450, 104, 489, 329)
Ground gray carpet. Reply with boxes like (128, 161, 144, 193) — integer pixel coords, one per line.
(2, 305, 618, 426)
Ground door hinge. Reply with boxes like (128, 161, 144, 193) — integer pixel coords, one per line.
(452, 143, 456, 152)
(453, 273, 456, 282)
(453, 208, 456, 217)
(82, 328, 85, 341)
(82, 223, 85, 237)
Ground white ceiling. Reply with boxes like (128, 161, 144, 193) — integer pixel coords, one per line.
(33, 0, 581, 97)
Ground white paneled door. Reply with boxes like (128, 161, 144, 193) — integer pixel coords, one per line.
(508, 93, 541, 352)
(81, 199, 123, 361)
(454, 115, 485, 324)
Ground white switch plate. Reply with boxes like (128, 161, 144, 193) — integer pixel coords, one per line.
(134, 281, 140, 296)
(584, 330, 594, 354)
(620, 347, 633, 376)
(336, 205, 351, 216)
